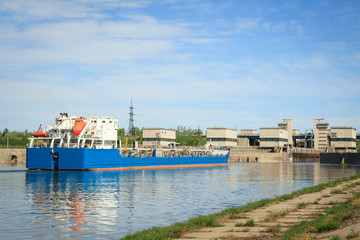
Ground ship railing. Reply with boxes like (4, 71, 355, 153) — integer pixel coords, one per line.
(50, 138, 64, 148)
(28, 137, 52, 148)
(71, 138, 118, 149)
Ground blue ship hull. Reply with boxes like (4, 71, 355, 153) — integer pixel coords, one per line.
(26, 148, 229, 171)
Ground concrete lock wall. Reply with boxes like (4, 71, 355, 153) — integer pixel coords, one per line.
(0, 149, 26, 164)
(229, 146, 320, 163)
(229, 147, 286, 163)
(320, 153, 360, 164)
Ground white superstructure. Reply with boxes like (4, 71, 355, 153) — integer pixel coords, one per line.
(29, 113, 118, 149)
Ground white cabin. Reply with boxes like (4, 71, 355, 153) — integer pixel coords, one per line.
(29, 113, 118, 149)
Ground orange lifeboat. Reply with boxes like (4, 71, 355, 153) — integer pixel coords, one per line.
(72, 118, 86, 136)
(32, 130, 48, 137)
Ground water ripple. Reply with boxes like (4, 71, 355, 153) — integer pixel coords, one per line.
(0, 163, 359, 239)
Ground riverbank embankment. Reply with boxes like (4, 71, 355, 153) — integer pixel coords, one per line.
(178, 176, 360, 240)
(122, 174, 360, 240)
(0, 149, 26, 164)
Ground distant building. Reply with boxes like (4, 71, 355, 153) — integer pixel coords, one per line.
(206, 128, 237, 147)
(330, 127, 357, 153)
(292, 129, 300, 136)
(142, 128, 176, 147)
(293, 130, 313, 148)
(278, 119, 293, 146)
(259, 127, 289, 149)
(238, 129, 259, 146)
(240, 129, 258, 135)
(259, 119, 293, 150)
(314, 119, 329, 151)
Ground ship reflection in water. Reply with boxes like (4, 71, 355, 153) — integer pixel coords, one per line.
(0, 163, 358, 239)
(25, 170, 137, 239)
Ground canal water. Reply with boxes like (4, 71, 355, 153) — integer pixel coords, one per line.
(0, 163, 359, 239)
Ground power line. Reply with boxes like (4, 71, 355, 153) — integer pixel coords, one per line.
(127, 100, 135, 136)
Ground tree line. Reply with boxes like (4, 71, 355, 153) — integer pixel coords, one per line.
(121, 126, 206, 147)
(1, 126, 207, 148)
(175, 126, 206, 146)
(0, 129, 33, 148)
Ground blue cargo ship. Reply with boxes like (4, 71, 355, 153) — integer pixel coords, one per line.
(26, 113, 229, 171)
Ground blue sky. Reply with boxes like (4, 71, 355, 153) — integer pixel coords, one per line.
(1, 0, 360, 133)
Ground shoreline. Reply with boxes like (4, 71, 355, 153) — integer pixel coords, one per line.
(122, 174, 360, 240)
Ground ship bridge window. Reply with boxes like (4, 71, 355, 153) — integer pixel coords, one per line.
(109, 121, 112, 123)
(102, 120, 105, 123)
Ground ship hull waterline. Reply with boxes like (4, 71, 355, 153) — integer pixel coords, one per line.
(26, 148, 229, 171)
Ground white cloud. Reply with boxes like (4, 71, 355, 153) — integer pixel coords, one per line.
(0, 15, 189, 67)
(230, 17, 304, 35)
(235, 18, 261, 31)
(0, 0, 359, 132)
(0, 0, 151, 21)
(0, 0, 195, 68)
(0, 1, 88, 20)
(180, 38, 223, 44)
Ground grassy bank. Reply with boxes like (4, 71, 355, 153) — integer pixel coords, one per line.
(121, 174, 360, 240)
(281, 187, 360, 239)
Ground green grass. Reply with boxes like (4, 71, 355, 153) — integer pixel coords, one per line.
(265, 224, 281, 233)
(244, 219, 254, 227)
(347, 228, 360, 239)
(331, 189, 346, 194)
(345, 183, 357, 189)
(281, 190, 360, 240)
(265, 211, 288, 221)
(229, 213, 249, 219)
(234, 219, 254, 227)
(297, 202, 306, 208)
(122, 214, 223, 240)
(122, 174, 360, 240)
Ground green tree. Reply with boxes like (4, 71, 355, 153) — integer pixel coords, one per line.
(118, 127, 143, 147)
(117, 128, 126, 136)
(176, 126, 206, 147)
(131, 127, 142, 137)
(2, 128, 9, 137)
(0, 129, 32, 148)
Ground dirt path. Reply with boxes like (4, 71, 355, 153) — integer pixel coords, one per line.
(177, 178, 360, 240)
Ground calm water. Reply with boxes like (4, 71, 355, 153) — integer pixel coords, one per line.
(0, 163, 359, 239)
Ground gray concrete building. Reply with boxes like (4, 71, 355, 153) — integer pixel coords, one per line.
(259, 127, 289, 149)
(330, 127, 357, 153)
(314, 119, 329, 151)
(278, 119, 293, 146)
(142, 128, 176, 148)
(206, 128, 237, 147)
(237, 129, 259, 146)
(259, 119, 293, 150)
